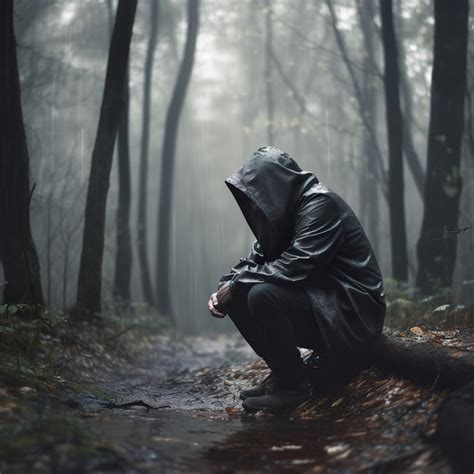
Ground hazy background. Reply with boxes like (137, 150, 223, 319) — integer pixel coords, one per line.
(10, 0, 474, 331)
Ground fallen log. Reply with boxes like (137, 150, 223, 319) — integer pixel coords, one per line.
(304, 335, 474, 471)
(370, 335, 474, 389)
(369, 335, 474, 472)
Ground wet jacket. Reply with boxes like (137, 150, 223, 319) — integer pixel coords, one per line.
(217, 146, 386, 355)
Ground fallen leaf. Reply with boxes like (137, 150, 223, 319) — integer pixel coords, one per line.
(410, 326, 424, 336)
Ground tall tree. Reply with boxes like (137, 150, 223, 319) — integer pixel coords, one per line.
(396, 0, 425, 198)
(76, 0, 137, 318)
(357, 0, 380, 258)
(113, 68, 133, 303)
(0, 0, 44, 306)
(137, 0, 159, 306)
(380, 0, 408, 282)
(156, 0, 199, 319)
(325, 0, 387, 194)
(416, 0, 469, 294)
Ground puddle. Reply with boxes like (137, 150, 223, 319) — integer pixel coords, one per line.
(86, 409, 354, 472)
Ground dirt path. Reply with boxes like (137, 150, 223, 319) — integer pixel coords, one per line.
(62, 333, 451, 473)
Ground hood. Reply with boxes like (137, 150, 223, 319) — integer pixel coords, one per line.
(225, 146, 319, 260)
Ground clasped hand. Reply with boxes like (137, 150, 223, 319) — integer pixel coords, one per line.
(208, 281, 232, 318)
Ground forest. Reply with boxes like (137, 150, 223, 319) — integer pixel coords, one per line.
(0, 0, 473, 472)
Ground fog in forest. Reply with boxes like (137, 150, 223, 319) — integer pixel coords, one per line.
(4, 0, 474, 332)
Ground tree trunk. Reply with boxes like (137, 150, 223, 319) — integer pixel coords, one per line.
(326, 0, 388, 196)
(416, 0, 469, 294)
(357, 0, 380, 259)
(0, 0, 44, 306)
(76, 0, 137, 318)
(370, 335, 474, 389)
(393, 0, 425, 199)
(156, 0, 199, 319)
(380, 0, 408, 282)
(264, 0, 274, 145)
(113, 67, 133, 304)
(137, 0, 159, 307)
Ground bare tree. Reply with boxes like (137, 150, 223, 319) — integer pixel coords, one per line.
(76, 0, 137, 318)
(0, 0, 44, 306)
(137, 0, 159, 306)
(113, 67, 133, 304)
(416, 0, 469, 294)
(357, 0, 380, 257)
(395, 0, 425, 197)
(156, 0, 200, 319)
(380, 0, 408, 281)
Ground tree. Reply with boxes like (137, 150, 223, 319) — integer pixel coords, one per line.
(356, 0, 380, 257)
(156, 0, 199, 319)
(326, 0, 387, 195)
(76, 0, 137, 318)
(137, 0, 159, 307)
(0, 0, 44, 306)
(416, 0, 469, 294)
(113, 67, 133, 304)
(380, 0, 408, 281)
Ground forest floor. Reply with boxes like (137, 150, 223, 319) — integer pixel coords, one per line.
(0, 311, 473, 473)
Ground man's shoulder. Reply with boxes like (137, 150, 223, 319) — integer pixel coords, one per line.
(299, 182, 363, 226)
(299, 182, 344, 210)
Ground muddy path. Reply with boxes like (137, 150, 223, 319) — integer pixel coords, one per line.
(56, 333, 451, 473)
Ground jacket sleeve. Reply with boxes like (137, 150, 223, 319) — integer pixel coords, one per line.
(216, 240, 265, 291)
(228, 194, 344, 293)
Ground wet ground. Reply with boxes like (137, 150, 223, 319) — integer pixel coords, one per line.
(57, 333, 451, 473)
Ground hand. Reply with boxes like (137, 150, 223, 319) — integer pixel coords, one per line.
(208, 292, 226, 318)
(216, 281, 233, 313)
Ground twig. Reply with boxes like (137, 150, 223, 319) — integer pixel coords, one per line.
(100, 400, 169, 410)
(103, 324, 138, 342)
(433, 226, 474, 240)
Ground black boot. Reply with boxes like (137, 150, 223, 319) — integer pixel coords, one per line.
(242, 375, 312, 413)
(239, 372, 274, 400)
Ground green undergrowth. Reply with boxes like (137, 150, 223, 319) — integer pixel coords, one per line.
(0, 393, 124, 472)
(383, 278, 474, 329)
(0, 303, 168, 472)
(0, 303, 169, 395)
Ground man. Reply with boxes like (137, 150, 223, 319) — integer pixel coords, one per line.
(208, 146, 386, 413)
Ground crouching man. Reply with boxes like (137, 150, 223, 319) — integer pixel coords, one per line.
(208, 146, 386, 413)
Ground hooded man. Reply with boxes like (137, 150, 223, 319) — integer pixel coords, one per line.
(208, 146, 386, 413)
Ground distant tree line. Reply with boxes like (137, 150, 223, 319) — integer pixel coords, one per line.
(0, 0, 469, 321)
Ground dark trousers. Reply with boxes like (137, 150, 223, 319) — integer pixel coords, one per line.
(228, 282, 326, 386)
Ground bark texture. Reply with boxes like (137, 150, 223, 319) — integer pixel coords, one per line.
(137, 0, 159, 306)
(156, 0, 199, 319)
(0, 0, 44, 306)
(371, 335, 474, 388)
(357, 0, 380, 258)
(380, 0, 408, 282)
(113, 68, 133, 304)
(416, 0, 469, 294)
(76, 0, 137, 318)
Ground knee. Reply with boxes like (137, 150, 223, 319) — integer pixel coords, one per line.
(247, 283, 279, 317)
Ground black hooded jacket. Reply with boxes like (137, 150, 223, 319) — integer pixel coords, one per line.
(218, 146, 386, 355)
